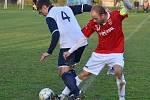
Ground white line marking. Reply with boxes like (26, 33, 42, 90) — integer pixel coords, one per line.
(125, 15, 150, 41)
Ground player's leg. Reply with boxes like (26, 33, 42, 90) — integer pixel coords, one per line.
(59, 46, 86, 99)
(60, 68, 80, 97)
(57, 67, 74, 100)
(83, 52, 106, 76)
(113, 65, 126, 100)
(58, 48, 80, 98)
(74, 52, 106, 99)
(60, 70, 91, 99)
(66, 70, 91, 100)
(108, 53, 126, 100)
(61, 52, 106, 99)
(60, 75, 82, 99)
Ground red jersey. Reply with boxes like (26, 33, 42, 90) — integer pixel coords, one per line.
(82, 10, 128, 54)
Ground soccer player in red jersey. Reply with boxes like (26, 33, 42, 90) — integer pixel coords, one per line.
(62, 0, 132, 100)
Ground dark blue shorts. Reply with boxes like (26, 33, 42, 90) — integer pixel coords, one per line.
(58, 45, 86, 67)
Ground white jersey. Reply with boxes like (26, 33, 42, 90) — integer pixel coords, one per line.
(46, 6, 87, 48)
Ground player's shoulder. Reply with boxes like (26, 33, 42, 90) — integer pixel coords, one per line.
(47, 8, 55, 18)
(110, 10, 122, 18)
(110, 10, 120, 15)
(52, 6, 71, 11)
(47, 6, 71, 17)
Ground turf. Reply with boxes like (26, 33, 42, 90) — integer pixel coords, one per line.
(0, 7, 150, 100)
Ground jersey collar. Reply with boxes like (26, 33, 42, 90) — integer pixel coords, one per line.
(103, 12, 110, 25)
(48, 6, 54, 12)
(107, 12, 110, 20)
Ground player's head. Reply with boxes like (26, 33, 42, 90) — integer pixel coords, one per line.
(36, 0, 52, 16)
(91, 5, 107, 25)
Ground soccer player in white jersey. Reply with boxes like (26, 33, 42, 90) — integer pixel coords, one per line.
(36, 0, 91, 99)
(62, 0, 132, 100)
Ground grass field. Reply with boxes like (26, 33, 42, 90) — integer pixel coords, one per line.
(0, 7, 150, 100)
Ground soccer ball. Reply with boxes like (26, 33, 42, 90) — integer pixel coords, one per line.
(39, 88, 54, 100)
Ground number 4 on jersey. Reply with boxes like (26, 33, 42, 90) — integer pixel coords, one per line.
(61, 11, 70, 22)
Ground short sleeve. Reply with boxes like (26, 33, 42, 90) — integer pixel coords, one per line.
(46, 17, 59, 34)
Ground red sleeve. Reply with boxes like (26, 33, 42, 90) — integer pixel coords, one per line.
(82, 19, 95, 38)
(112, 10, 128, 21)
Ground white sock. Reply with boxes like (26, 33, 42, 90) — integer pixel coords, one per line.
(61, 87, 70, 96)
(75, 76, 82, 86)
(116, 74, 126, 97)
(61, 76, 82, 96)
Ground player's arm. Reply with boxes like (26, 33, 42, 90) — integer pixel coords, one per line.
(64, 20, 95, 59)
(46, 17, 60, 55)
(69, 4, 92, 15)
(63, 36, 87, 60)
(67, 36, 87, 54)
(40, 17, 60, 61)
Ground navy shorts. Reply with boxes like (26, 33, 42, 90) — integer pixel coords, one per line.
(58, 45, 86, 67)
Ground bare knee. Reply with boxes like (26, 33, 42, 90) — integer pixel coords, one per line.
(58, 66, 72, 76)
(113, 65, 123, 79)
(78, 70, 91, 80)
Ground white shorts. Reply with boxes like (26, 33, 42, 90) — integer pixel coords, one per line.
(83, 52, 124, 75)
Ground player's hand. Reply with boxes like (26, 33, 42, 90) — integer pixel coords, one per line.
(63, 51, 71, 60)
(40, 52, 50, 62)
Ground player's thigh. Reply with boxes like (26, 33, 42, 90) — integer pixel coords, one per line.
(107, 53, 124, 72)
(58, 48, 74, 75)
(58, 48, 77, 67)
(58, 67, 72, 76)
(113, 65, 123, 75)
(83, 52, 106, 76)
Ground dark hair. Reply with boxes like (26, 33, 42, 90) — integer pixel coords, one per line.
(91, 5, 107, 15)
(36, 0, 52, 10)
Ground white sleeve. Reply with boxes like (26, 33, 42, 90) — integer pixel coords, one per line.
(68, 36, 87, 54)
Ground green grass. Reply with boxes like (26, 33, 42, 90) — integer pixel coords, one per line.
(0, 7, 150, 100)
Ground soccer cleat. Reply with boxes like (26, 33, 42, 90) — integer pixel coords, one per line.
(58, 94, 66, 100)
(76, 91, 86, 100)
(68, 91, 85, 100)
(52, 94, 62, 100)
(68, 94, 75, 100)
